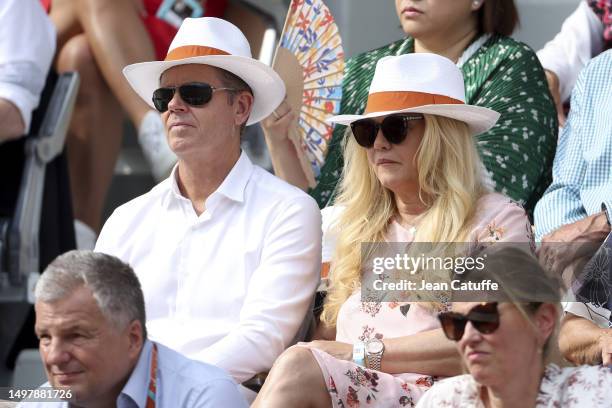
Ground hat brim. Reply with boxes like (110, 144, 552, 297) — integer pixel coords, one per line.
(123, 55, 285, 126)
(327, 104, 500, 136)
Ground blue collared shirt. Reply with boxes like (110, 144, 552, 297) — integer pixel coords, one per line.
(534, 50, 612, 240)
(18, 340, 248, 407)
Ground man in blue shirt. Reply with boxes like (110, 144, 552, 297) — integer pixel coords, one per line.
(535, 50, 612, 269)
(535, 50, 612, 367)
(19, 250, 247, 407)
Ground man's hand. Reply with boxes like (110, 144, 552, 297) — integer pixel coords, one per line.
(601, 330, 612, 366)
(544, 69, 566, 127)
(539, 212, 610, 275)
(298, 340, 353, 361)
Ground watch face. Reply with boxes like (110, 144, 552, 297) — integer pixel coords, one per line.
(366, 339, 383, 353)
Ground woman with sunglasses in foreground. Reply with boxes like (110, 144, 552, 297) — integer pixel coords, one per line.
(253, 53, 534, 407)
(417, 247, 612, 407)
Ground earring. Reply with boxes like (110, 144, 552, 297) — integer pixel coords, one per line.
(473, 0, 483, 8)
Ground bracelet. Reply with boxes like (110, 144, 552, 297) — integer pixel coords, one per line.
(352, 342, 365, 366)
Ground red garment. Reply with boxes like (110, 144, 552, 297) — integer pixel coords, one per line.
(41, 0, 228, 59)
(587, 0, 612, 48)
(39, 0, 51, 13)
(143, 0, 228, 60)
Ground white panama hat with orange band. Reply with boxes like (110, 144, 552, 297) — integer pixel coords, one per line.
(123, 17, 285, 126)
(327, 53, 500, 136)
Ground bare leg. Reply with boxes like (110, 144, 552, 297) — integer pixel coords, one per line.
(56, 35, 123, 232)
(75, 0, 156, 127)
(49, 0, 83, 51)
(253, 346, 332, 408)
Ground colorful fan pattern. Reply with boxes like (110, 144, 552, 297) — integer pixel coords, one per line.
(278, 0, 344, 184)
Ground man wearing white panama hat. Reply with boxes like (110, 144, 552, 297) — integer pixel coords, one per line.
(94, 17, 322, 399)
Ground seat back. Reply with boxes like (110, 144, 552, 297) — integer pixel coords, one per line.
(0, 72, 79, 303)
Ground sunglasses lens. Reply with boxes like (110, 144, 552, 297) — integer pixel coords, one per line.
(152, 88, 175, 113)
(179, 83, 213, 106)
(438, 313, 466, 341)
(381, 115, 409, 144)
(351, 120, 378, 147)
(469, 304, 500, 334)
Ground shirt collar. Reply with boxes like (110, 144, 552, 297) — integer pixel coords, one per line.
(162, 151, 253, 209)
(119, 340, 153, 408)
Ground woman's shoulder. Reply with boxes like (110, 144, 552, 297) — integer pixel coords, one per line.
(479, 35, 538, 60)
(416, 374, 480, 407)
(475, 192, 526, 214)
(539, 364, 612, 405)
(470, 192, 533, 243)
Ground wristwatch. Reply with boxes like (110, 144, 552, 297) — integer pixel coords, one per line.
(365, 338, 385, 371)
(352, 342, 365, 366)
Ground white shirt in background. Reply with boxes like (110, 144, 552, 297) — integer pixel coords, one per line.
(0, 0, 55, 133)
(537, 1, 605, 103)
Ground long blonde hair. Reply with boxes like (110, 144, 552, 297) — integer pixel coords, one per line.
(321, 114, 487, 326)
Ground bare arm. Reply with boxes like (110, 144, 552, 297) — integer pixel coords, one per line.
(559, 313, 612, 365)
(261, 101, 309, 191)
(382, 328, 462, 377)
(305, 328, 462, 377)
(0, 98, 25, 143)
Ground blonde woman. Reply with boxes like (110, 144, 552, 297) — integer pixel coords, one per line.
(253, 54, 534, 407)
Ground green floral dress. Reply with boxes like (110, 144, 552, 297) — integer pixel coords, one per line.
(309, 35, 558, 216)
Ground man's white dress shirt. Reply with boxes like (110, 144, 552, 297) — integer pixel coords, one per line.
(96, 152, 321, 384)
(0, 0, 55, 133)
(537, 1, 605, 103)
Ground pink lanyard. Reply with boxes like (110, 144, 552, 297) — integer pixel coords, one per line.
(145, 344, 159, 408)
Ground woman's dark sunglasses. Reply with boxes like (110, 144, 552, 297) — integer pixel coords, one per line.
(152, 82, 238, 113)
(438, 302, 500, 341)
(350, 113, 424, 148)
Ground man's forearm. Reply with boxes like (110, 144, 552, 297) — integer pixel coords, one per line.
(0, 98, 25, 142)
(559, 313, 609, 364)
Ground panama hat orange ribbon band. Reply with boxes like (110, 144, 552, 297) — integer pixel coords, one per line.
(165, 45, 230, 61)
(364, 91, 464, 114)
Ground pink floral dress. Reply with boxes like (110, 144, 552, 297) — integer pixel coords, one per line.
(312, 193, 534, 407)
(415, 364, 612, 407)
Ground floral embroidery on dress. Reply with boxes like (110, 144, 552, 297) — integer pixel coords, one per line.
(358, 325, 384, 342)
(485, 220, 505, 241)
(398, 382, 417, 407)
(343, 366, 380, 405)
(329, 376, 339, 395)
(415, 376, 434, 387)
(360, 301, 382, 317)
(346, 386, 360, 407)
(398, 395, 415, 407)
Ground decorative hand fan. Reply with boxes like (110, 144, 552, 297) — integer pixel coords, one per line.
(273, 0, 344, 187)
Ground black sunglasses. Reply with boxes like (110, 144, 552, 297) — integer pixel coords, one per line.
(350, 114, 424, 148)
(152, 82, 239, 113)
(438, 302, 500, 341)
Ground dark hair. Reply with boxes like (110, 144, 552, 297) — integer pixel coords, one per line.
(217, 68, 254, 135)
(479, 0, 520, 37)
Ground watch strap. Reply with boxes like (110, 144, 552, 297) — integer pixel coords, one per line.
(352, 342, 365, 366)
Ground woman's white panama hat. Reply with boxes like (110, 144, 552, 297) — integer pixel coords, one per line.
(327, 53, 500, 135)
(123, 17, 285, 126)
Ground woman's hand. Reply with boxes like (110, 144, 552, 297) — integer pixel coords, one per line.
(261, 98, 310, 190)
(298, 340, 353, 361)
(261, 99, 296, 143)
